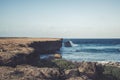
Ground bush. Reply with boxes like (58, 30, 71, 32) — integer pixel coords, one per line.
(52, 59, 76, 70)
(103, 66, 120, 80)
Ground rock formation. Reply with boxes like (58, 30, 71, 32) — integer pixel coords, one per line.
(78, 62, 97, 79)
(0, 65, 61, 80)
(64, 41, 72, 47)
(0, 38, 62, 66)
(54, 53, 62, 59)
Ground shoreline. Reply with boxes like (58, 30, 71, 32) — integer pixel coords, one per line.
(40, 53, 120, 64)
(0, 38, 120, 80)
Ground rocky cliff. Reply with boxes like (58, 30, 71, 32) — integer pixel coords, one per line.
(0, 38, 62, 66)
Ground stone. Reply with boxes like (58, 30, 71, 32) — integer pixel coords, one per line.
(0, 65, 61, 80)
(65, 69, 80, 78)
(0, 49, 3, 52)
(78, 62, 97, 79)
(66, 76, 89, 80)
(64, 41, 72, 47)
(54, 53, 62, 59)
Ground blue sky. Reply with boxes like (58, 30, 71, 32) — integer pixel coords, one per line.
(0, 0, 120, 38)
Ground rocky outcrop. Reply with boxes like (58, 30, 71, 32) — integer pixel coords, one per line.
(0, 38, 62, 66)
(65, 69, 80, 78)
(97, 62, 120, 68)
(78, 62, 97, 79)
(64, 41, 72, 47)
(0, 65, 61, 80)
(0, 58, 120, 80)
(29, 40, 62, 54)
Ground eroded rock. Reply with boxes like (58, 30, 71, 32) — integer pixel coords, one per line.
(0, 65, 61, 80)
(0, 38, 62, 66)
(66, 76, 89, 80)
(54, 53, 62, 59)
(64, 41, 72, 47)
(78, 62, 97, 79)
(65, 69, 80, 78)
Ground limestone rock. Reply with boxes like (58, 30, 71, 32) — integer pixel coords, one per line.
(78, 62, 97, 78)
(0, 65, 61, 80)
(65, 69, 80, 78)
(54, 53, 62, 59)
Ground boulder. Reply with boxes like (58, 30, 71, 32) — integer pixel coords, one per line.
(64, 41, 72, 47)
(54, 53, 62, 59)
(65, 69, 80, 78)
(78, 62, 97, 79)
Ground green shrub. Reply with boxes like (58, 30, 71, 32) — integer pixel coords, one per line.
(103, 66, 120, 80)
(37, 59, 58, 68)
(52, 59, 76, 70)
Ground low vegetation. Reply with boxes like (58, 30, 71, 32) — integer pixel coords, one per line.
(52, 59, 77, 70)
(102, 66, 120, 80)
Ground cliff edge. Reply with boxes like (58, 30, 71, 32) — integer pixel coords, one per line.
(0, 38, 62, 66)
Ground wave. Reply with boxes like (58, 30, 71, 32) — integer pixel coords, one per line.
(62, 52, 120, 62)
(63, 39, 120, 45)
(63, 40, 78, 47)
(69, 41, 78, 47)
(61, 39, 120, 62)
(61, 47, 120, 53)
(61, 49, 120, 53)
(61, 42, 120, 53)
(81, 44, 120, 49)
(80, 49, 120, 53)
(60, 47, 76, 52)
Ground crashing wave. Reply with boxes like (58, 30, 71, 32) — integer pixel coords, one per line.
(64, 40, 78, 47)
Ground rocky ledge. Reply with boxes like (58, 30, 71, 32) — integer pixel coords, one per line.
(0, 59, 120, 80)
(0, 38, 62, 66)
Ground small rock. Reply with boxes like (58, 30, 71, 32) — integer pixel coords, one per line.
(78, 62, 97, 79)
(54, 53, 62, 59)
(64, 41, 72, 47)
(0, 49, 3, 52)
(66, 76, 89, 80)
(65, 69, 80, 78)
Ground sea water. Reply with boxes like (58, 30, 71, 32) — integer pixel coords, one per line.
(61, 39, 120, 62)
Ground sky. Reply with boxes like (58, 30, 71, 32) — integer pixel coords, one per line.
(0, 0, 120, 38)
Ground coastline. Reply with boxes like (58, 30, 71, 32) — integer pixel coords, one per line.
(0, 38, 120, 80)
(0, 38, 62, 66)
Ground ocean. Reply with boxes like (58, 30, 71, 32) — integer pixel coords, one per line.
(61, 39, 120, 62)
